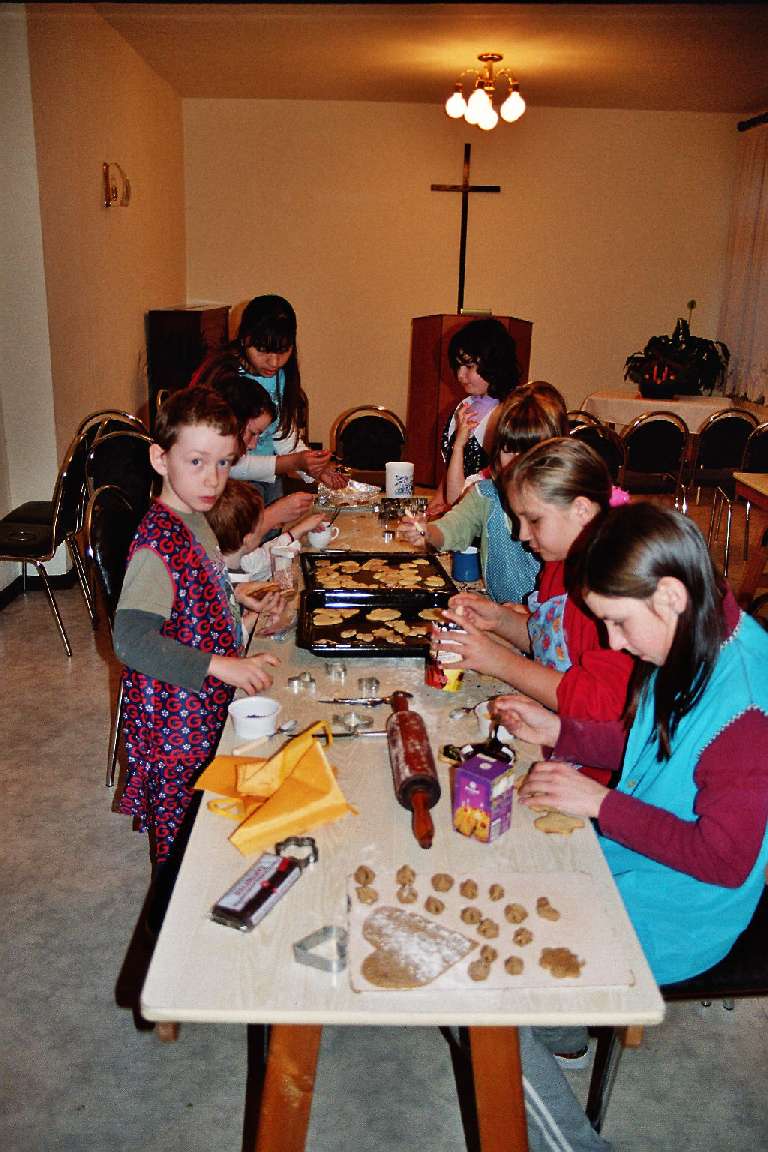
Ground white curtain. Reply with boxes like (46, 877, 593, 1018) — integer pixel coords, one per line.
(719, 123, 768, 404)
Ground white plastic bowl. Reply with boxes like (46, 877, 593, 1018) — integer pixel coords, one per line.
(228, 696, 281, 740)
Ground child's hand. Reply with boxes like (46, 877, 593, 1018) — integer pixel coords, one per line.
(209, 652, 279, 693)
(492, 694, 561, 748)
(292, 512, 327, 538)
(269, 491, 315, 526)
(318, 466, 347, 490)
(242, 590, 285, 635)
(299, 449, 333, 477)
(518, 760, 607, 820)
(396, 515, 426, 545)
(434, 615, 505, 677)
(446, 592, 502, 633)
(426, 493, 450, 517)
(454, 400, 480, 446)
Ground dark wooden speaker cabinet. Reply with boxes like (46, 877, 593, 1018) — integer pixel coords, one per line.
(404, 313, 533, 487)
(146, 305, 230, 423)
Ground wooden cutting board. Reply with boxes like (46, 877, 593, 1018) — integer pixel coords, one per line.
(348, 868, 634, 992)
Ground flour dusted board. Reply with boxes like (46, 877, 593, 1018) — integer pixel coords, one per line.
(348, 869, 634, 992)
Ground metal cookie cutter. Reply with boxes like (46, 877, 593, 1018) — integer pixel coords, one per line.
(287, 671, 317, 694)
(293, 926, 348, 973)
(275, 835, 319, 870)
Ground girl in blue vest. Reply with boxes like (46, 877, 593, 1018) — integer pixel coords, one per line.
(115, 388, 279, 868)
(494, 503, 768, 1152)
(192, 295, 346, 504)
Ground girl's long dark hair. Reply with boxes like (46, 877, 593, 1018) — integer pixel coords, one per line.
(578, 502, 725, 759)
(236, 295, 305, 440)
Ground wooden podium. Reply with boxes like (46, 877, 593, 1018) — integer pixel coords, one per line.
(404, 314, 533, 487)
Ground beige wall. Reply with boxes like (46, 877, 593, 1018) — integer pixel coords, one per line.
(25, 3, 187, 454)
(0, 4, 59, 589)
(184, 99, 739, 442)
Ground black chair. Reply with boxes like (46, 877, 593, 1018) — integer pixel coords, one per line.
(0, 428, 97, 654)
(620, 411, 690, 509)
(708, 422, 768, 578)
(688, 407, 758, 504)
(85, 430, 156, 520)
(586, 885, 768, 1134)
(84, 485, 145, 786)
(570, 422, 626, 484)
(330, 406, 407, 486)
(567, 409, 603, 432)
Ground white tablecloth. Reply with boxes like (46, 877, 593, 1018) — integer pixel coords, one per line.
(581, 390, 736, 433)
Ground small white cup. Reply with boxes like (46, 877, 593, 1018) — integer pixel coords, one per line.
(228, 696, 281, 740)
(307, 523, 340, 549)
(473, 700, 513, 743)
(385, 460, 415, 498)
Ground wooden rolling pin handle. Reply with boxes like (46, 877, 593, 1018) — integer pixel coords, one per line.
(411, 788, 435, 849)
(390, 690, 411, 714)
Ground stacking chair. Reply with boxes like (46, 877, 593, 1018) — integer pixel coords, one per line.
(330, 406, 407, 486)
(570, 421, 626, 484)
(688, 408, 757, 504)
(0, 428, 97, 655)
(586, 885, 768, 1134)
(567, 409, 602, 432)
(620, 411, 690, 509)
(85, 430, 156, 520)
(708, 422, 768, 577)
(84, 485, 145, 786)
(76, 408, 148, 440)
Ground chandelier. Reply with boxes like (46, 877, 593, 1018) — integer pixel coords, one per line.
(445, 53, 526, 131)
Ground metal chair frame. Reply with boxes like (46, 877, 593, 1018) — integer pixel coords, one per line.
(689, 407, 758, 504)
(566, 409, 603, 432)
(85, 429, 156, 509)
(0, 429, 94, 655)
(569, 421, 627, 484)
(620, 410, 690, 510)
(330, 406, 406, 481)
(84, 484, 144, 786)
(708, 421, 768, 577)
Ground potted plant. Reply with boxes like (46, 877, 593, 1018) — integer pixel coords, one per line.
(624, 302, 730, 400)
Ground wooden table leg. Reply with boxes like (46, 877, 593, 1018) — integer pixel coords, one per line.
(247, 1024, 323, 1152)
(469, 1026, 529, 1152)
(736, 508, 768, 607)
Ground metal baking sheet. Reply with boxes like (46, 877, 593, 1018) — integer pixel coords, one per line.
(300, 551, 456, 602)
(296, 589, 449, 658)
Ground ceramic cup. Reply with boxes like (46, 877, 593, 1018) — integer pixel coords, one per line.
(473, 700, 513, 743)
(228, 696, 281, 740)
(307, 523, 340, 549)
(385, 460, 415, 498)
(452, 546, 481, 582)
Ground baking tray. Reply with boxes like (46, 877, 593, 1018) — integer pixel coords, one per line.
(300, 551, 455, 601)
(296, 589, 451, 657)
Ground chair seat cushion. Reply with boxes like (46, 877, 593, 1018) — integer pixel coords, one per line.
(2, 501, 53, 526)
(661, 886, 768, 1000)
(0, 521, 54, 559)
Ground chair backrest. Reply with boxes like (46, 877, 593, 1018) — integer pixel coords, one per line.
(331, 406, 406, 470)
(620, 411, 689, 476)
(569, 422, 626, 483)
(76, 409, 148, 439)
(567, 409, 602, 432)
(84, 485, 144, 623)
(48, 426, 94, 548)
(85, 430, 156, 519)
(742, 422, 768, 473)
(694, 408, 758, 470)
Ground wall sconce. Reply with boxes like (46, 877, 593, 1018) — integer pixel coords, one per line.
(445, 53, 526, 131)
(103, 162, 131, 207)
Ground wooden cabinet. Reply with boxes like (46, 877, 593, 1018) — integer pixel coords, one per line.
(404, 314, 533, 487)
(146, 305, 230, 421)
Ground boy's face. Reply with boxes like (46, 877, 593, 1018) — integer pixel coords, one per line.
(150, 424, 238, 515)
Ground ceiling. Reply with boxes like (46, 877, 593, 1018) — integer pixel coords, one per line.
(95, 3, 768, 115)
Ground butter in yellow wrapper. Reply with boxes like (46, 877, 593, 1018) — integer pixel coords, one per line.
(195, 722, 355, 855)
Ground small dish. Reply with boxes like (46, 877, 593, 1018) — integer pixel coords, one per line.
(229, 696, 282, 740)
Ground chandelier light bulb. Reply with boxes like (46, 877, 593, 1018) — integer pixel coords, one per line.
(500, 87, 526, 123)
(466, 86, 491, 120)
(445, 88, 467, 119)
(478, 105, 499, 131)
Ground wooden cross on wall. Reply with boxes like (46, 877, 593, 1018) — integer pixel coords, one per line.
(431, 142, 501, 313)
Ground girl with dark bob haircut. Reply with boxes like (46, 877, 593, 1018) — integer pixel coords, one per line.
(493, 502, 768, 1151)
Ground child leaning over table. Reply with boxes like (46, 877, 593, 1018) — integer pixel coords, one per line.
(113, 387, 279, 868)
(206, 477, 326, 581)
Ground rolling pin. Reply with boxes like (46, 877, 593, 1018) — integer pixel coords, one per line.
(386, 691, 441, 849)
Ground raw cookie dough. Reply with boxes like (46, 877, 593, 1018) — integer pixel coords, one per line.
(504, 955, 525, 976)
(356, 885, 378, 905)
(479, 945, 498, 964)
(488, 883, 505, 902)
(396, 865, 416, 886)
(513, 927, 534, 947)
(504, 903, 529, 924)
(536, 896, 561, 921)
(424, 895, 445, 916)
(431, 873, 454, 893)
(459, 879, 478, 900)
(539, 947, 585, 979)
(534, 811, 585, 835)
(397, 884, 418, 904)
(460, 906, 483, 925)
(468, 958, 492, 982)
(477, 918, 499, 939)
(354, 865, 376, 886)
